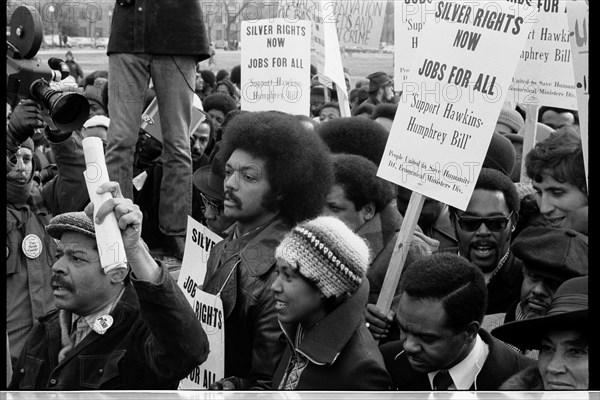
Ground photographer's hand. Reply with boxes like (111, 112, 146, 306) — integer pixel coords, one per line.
(7, 99, 45, 144)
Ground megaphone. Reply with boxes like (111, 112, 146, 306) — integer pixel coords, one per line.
(30, 78, 90, 132)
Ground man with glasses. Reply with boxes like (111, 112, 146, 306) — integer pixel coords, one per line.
(366, 167, 523, 342)
(447, 167, 523, 315)
(193, 150, 235, 237)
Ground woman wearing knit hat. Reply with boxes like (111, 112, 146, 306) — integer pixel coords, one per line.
(270, 216, 392, 390)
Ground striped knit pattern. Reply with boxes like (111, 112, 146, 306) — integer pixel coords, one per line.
(46, 211, 96, 240)
(276, 216, 370, 298)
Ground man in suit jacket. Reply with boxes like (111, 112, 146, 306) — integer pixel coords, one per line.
(380, 252, 535, 390)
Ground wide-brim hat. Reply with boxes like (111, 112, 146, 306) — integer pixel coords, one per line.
(46, 211, 96, 239)
(192, 150, 225, 201)
(491, 276, 588, 350)
(367, 71, 392, 93)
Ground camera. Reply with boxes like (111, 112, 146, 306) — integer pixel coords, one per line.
(6, 5, 89, 133)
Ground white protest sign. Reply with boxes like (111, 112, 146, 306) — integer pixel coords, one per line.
(277, 0, 348, 115)
(378, 0, 535, 211)
(325, 0, 387, 51)
(178, 216, 222, 288)
(566, 0, 588, 190)
(320, 1, 349, 115)
(394, 0, 436, 85)
(240, 19, 311, 114)
(177, 217, 224, 389)
(177, 289, 225, 389)
(508, 0, 577, 108)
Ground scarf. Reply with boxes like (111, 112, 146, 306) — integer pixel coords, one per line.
(7, 180, 32, 206)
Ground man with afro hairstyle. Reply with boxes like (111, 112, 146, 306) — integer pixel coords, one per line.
(204, 111, 333, 390)
(323, 154, 439, 306)
(202, 92, 239, 134)
(317, 117, 390, 166)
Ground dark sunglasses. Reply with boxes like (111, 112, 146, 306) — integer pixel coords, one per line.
(455, 211, 513, 232)
(200, 192, 223, 216)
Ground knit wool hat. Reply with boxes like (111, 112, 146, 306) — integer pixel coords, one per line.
(46, 211, 96, 239)
(511, 226, 588, 283)
(483, 132, 516, 177)
(497, 105, 525, 133)
(275, 216, 370, 299)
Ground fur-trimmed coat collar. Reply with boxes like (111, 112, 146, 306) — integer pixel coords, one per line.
(500, 366, 544, 390)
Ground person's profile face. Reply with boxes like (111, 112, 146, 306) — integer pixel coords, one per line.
(223, 149, 275, 223)
(270, 258, 326, 326)
(538, 329, 588, 390)
(397, 294, 472, 373)
(533, 173, 588, 228)
(322, 184, 367, 232)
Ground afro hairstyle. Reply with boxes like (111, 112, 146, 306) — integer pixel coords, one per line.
(218, 111, 333, 224)
(318, 116, 390, 166)
(331, 154, 395, 212)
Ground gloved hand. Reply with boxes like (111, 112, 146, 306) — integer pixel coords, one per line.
(208, 376, 249, 390)
(7, 99, 45, 144)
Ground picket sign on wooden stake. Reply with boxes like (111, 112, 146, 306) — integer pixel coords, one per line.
(375, 191, 425, 318)
(519, 104, 539, 184)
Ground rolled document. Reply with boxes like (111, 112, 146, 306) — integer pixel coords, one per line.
(82, 137, 128, 273)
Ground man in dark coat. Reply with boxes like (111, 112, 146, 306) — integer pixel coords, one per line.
(380, 253, 535, 390)
(9, 186, 209, 390)
(203, 111, 334, 390)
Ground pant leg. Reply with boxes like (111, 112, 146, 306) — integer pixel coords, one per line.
(105, 53, 151, 200)
(150, 55, 196, 236)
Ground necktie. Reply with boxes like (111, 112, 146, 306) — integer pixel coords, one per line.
(433, 370, 454, 390)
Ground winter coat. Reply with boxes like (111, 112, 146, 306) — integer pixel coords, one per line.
(7, 132, 89, 366)
(202, 216, 290, 389)
(108, 0, 210, 60)
(9, 266, 209, 390)
(380, 329, 536, 390)
(272, 280, 393, 390)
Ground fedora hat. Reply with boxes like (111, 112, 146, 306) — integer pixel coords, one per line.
(491, 276, 588, 350)
(367, 71, 393, 93)
(193, 148, 225, 201)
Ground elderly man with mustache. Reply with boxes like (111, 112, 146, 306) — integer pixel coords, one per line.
(9, 182, 209, 390)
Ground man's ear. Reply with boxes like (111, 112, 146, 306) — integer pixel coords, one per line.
(108, 267, 128, 285)
(464, 321, 479, 343)
(361, 201, 376, 221)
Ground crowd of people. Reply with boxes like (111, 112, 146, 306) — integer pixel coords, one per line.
(6, 1, 589, 392)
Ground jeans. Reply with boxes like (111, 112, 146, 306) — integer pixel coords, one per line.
(106, 53, 196, 236)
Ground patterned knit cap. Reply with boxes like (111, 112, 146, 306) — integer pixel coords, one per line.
(275, 216, 370, 298)
(46, 211, 95, 239)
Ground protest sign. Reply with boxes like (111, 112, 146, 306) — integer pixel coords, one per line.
(566, 0, 588, 189)
(140, 94, 205, 143)
(240, 19, 311, 114)
(394, 0, 436, 85)
(508, 0, 577, 108)
(378, 0, 535, 211)
(177, 217, 224, 389)
(327, 0, 387, 51)
(178, 216, 222, 288)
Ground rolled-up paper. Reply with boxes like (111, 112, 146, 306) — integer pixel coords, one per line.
(82, 137, 128, 273)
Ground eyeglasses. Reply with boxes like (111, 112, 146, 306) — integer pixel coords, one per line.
(455, 211, 513, 232)
(200, 192, 223, 216)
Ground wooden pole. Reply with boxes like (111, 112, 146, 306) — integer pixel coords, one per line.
(519, 104, 539, 184)
(375, 191, 425, 314)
